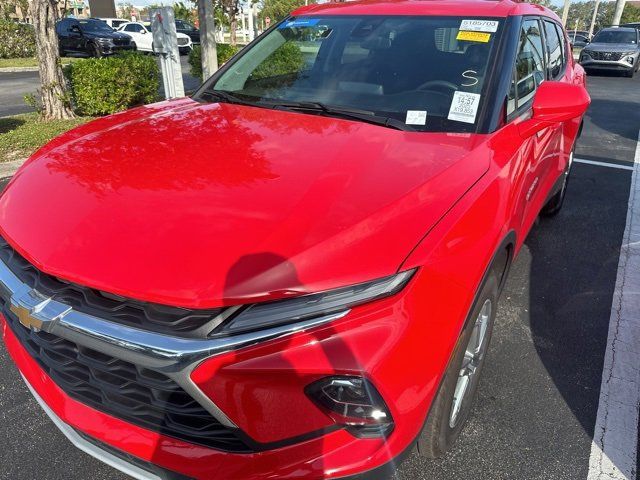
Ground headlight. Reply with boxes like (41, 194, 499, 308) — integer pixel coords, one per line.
(622, 51, 637, 56)
(212, 270, 416, 336)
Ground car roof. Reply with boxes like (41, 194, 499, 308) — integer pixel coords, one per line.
(292, 0, 559, 20)
(598, 26, 637, 32)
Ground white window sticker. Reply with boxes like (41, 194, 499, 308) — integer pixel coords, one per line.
(405, 110, 427, 125)
(459, 19, 499, 32)
(448, 91, 481, 124)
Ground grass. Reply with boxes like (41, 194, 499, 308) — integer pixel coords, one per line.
(0, 57, 85, 69)
(0, 113, 93, 162)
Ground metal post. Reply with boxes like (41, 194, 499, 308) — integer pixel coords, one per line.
(612, 0, 625, 26)
(252, 2, 258, 37)
(198, 0, 218, 78)
(152, 7, 185, 99)
(247, 3, 254, 41)
(589, 0, 600, 38)
(241, 10, 247, 43)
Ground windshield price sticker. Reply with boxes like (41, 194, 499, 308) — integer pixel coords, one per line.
(448, 92, 481, 124)
(459, 20, 499, 32)
(405, 110, 427, 125)
(456, 31, 491, 43)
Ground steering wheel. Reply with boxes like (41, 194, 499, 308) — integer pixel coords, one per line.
(416, 80, 459, 93)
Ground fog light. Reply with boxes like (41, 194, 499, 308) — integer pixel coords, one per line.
(627, 56, 635, 64)
(305, 376, 394, 438)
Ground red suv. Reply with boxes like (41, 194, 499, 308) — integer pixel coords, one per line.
(0, 1, 588, 479)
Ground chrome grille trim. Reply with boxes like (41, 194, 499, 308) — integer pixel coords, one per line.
(0, 253, 349, 429)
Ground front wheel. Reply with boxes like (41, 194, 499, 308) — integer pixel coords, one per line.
(90, 43, 102, 58)
(416, 272, 498, 458)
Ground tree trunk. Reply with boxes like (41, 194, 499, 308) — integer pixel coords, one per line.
(197, 0, 218, 79)
(30, 0, 74, 119)
(230, 17, 237, 45)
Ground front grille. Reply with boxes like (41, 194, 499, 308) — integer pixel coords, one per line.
(113, 38, 130, 46)
(3, 305, 251, 452)
(589, 51, 623, 61)
(177, 37, 189, 46)
(0, 239, 223, 338)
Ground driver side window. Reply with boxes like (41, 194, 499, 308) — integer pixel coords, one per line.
(507, 17, 546, 117)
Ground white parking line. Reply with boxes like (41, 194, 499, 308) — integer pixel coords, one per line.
(586, 131, 640, 480)
(574, 157, 635, 171)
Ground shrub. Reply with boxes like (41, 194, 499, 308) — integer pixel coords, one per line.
(0, 20, 36, 59)
(65, 51, 159, 116)
(188, 44, 240, 80)
(248, 42, 304, 82)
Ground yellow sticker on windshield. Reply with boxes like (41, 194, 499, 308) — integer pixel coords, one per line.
(456, 31, 491, 43)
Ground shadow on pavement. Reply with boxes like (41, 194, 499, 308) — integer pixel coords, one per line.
(0, 117, 26, 134)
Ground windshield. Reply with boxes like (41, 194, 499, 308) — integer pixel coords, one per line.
(200, 16, 503, 132)
(79, 19, 115, 33)
(592, 29, 637, 44)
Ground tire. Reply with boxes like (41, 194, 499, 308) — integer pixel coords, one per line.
(416, 271, 499, 458)
(541, 148, 574, 217)
(90, 43, 102, 58)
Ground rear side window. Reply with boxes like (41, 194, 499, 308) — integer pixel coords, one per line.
(543, 20, 564, 79)
(555, 23, 567, 65)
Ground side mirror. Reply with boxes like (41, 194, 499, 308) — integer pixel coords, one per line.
(517, 81, 590, 138)
(140, 29, 146, 34)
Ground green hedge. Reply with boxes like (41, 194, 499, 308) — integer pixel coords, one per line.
(248, 42, 304, 82)
(65, 52, 159, 116)
(188, 44, 240, 80)
(0, 20, 36, 59)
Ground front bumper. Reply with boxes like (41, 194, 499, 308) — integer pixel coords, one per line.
(579, 55, 637, 71)
(99, 44, 136, 55)
(0, 242, 471, 478)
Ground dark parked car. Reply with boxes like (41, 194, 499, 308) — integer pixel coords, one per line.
(55, 18, 135, 57)
(570, 33, 590, 49)
(579, 26, 640, 77)
(175, 18, 200, 44)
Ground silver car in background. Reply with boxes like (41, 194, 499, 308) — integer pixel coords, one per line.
(579, 27, 640, 77)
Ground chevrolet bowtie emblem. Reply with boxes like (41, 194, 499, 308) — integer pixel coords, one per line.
(10, 303, 44, 331)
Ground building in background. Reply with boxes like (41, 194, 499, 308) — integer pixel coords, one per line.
(5, 0, 89, 23)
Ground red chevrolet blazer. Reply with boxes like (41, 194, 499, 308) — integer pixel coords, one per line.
(0, 1, 589, 478)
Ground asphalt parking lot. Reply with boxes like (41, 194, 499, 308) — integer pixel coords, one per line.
(0, 72, 639, 480)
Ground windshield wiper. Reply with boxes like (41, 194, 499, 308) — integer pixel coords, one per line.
(260, 100, 414, 132)
(200, 89, 257, 107)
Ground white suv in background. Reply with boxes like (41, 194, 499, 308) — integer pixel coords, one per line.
(97, 18, 129, 30)
(117, 21, 193, 54)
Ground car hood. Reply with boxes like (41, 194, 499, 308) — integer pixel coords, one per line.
(84, 30, 131, 40)
(585, 42, 639, 52)
(0, 99, 491, 308)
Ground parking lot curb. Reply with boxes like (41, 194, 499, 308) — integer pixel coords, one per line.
(0, 67, 39, 73)
(0, 159, 25, 178)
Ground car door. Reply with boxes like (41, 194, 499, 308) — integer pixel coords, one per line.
(55, 19, 70, 53)
(503, 17, 554, 237)
(122, 23, 150, 51)
(537, 19, 570, 196)
(67, 20, 84, 54)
